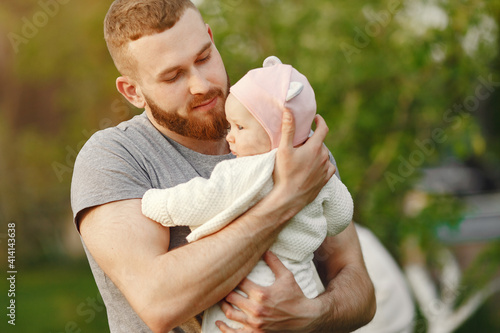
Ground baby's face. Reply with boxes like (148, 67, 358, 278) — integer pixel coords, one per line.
(225, 93, 271, 157)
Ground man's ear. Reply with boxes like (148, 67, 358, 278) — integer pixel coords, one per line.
(116, 76, 146, 109)
(206, 23, 214, 42)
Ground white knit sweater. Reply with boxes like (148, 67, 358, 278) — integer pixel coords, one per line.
(142, 149, 354, 332)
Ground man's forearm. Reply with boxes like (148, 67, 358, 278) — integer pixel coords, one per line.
(309, 263, 376, 332)
(309, 224, 376, 332)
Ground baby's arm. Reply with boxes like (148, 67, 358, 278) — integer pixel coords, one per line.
(141, 171, 230, 228)
(141, 152, 276, 237)
(323, 175, 354, 236)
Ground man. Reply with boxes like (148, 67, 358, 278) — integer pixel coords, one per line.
(71, 1, 376, 332)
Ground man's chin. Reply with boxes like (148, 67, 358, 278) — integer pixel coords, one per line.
(147, 98, 228, 141)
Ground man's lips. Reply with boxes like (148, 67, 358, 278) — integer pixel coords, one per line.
(193, 96, 217, 111)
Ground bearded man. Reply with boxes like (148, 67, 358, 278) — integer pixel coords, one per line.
(71, 1, 376, 332)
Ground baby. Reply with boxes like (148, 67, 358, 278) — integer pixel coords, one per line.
(141, 56, 354, 332)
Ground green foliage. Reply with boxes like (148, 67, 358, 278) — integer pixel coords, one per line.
(199, 2, 500, 329)
(457, 240, 500, 303)
(200, 0, 499, 256)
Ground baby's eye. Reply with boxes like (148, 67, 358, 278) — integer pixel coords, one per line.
(237, 125, 243, 130)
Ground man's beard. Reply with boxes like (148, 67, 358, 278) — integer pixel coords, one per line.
(146, 83, 230, 141)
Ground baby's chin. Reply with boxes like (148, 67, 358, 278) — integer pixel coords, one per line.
(232, 151, 269, 158)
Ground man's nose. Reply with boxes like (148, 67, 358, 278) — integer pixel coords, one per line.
(189, 68, 210, 95)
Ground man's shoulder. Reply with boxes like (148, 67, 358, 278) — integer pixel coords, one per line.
(77, 112, 157, 159)
(70, 112, 159, 222)
(86, 112, 150, 144)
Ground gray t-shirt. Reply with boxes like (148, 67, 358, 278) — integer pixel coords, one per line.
(71, 112, 233, 333)
(71, 111, 339, 333)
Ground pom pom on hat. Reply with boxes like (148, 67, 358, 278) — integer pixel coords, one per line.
(230, 56, 316, 149)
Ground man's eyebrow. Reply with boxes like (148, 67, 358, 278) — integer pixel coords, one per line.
(196, 41, 213, 57)
(156, 41, 213, 80)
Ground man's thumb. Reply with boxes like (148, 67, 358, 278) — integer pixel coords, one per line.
(279, 109, 295, 149)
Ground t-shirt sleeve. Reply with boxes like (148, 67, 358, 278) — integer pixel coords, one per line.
(70, 130, 152, 230)
(328, 149, 341, 180)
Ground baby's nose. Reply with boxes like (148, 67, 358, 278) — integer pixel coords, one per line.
(226, 130, 234, 143)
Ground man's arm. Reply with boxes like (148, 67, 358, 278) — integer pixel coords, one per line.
(216, 222, 376, 333)
(79, 110, 335, 332)
(312, 222, 376, 332)
(80, 196, 288, 331)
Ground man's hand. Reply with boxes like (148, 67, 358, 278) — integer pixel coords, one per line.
(273, 110, 336, 219)
(216, 252, 321, 333)
(216, 224, 377, 333)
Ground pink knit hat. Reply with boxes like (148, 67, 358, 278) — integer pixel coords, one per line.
(230, 56, 316, 149)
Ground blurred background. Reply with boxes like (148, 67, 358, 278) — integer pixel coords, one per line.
(1, 0, 499, 332)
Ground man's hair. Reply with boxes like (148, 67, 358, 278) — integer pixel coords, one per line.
(104, 0, 197, 77)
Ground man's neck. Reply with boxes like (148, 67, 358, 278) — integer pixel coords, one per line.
(167, 132, 230, 155)
(147, 113, 230, 155)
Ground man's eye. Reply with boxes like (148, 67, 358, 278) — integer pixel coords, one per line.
(165, 73, 180, 82)
(197, 53, 211, 63)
